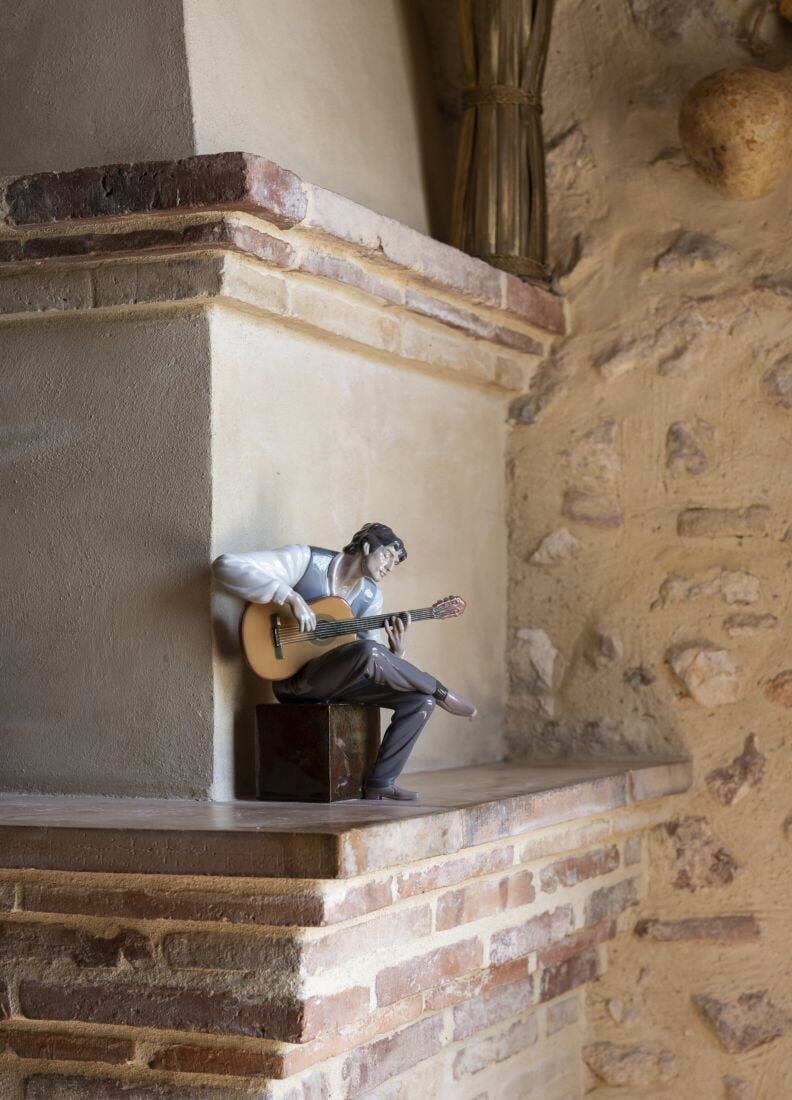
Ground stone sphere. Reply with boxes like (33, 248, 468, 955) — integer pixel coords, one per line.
(678, 66, 792, 200)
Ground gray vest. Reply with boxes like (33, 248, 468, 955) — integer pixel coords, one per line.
(293, 547, 379, 618)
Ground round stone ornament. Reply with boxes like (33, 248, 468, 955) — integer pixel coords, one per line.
(678, 66, 792, 200)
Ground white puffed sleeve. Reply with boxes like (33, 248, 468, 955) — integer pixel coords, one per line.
(212, 545, 311, 605)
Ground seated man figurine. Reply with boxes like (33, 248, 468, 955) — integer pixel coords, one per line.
(213, 522, 476, 801)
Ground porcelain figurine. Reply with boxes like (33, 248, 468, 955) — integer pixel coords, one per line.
(213, 523, 476, 801)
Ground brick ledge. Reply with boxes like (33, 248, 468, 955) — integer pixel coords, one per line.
(0, 759, 691, 880)
(0, 152, 565, 338)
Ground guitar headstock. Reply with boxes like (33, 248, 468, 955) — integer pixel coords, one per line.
(432, 595, 467, 620)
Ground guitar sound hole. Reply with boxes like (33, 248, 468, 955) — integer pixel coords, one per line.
(312, 616, 337, 647)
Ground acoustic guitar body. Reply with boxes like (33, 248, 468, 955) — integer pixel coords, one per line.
(241, 596, 357, 681)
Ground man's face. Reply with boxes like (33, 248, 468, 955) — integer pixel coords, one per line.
(362, 540, 401, 582)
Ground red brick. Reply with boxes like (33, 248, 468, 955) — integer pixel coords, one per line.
(0, 220, 294, 272)
(303, 903, 432, 972)
(424, 957, 531, 1012)
(585, 878, 639, 926)
(341, 1015, 444, 1097)
(634, 916, 760, 943)
(403, 290, 541, 354)
(0, 920, 152, 966)
(281, 995, 423, 1078)
(162, 929, 300, 972)
(302, 987, 371, 1042)
(24, 1077, 247, 1099)
(415, 238, 503, 309)
(18, 979, 366, 1043)
(453, 1014, 538, 1079)
(0, 1028, 133, 1064)
(5, 153, 307, 229)
(539, 948, 600, 1002)
(376, 938, 483, 1007)
(540, 845, 620, 893)
(23, 881, 326, 927)
(395, 846, 514, 900)
(452, 974, 536, 1040)
(298, 249, 400, 304)
(228, 222, 296, 268)
(436, 871, 534, 931)
(539, 919, 617, 968)
(149, 1043, 280, 1077)
(503, 275, 566, 335)
(490, 905, 575, 966)
(323, 879, 394, 923)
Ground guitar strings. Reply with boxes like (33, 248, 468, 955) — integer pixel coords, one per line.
(276, 608, 438, 643)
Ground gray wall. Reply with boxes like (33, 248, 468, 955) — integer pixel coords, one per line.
(0, 0, 194, 173)
(0, 312, 214, 796)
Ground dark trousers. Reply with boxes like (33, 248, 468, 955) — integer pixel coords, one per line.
(273, 639, 437, 785)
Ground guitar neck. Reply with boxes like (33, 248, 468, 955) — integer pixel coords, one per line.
(321, 607, 436, 639)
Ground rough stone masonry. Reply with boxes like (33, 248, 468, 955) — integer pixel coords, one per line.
(507, 0, 792, 1093)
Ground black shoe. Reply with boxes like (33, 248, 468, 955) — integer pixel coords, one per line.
(364, 783, 419, 801)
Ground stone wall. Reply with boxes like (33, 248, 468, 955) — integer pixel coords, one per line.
(507, 1, 792, 1094)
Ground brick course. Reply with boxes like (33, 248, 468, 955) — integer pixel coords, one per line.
(539, 845, 620, 893)
(0, 1028, 133, 1064)
(22, 881, 327, 927)
(341, 1015, 444, 1097)
(0, 808, 659, 1096)
(585, 877, 639, 926)
(0, 920, 153, 967)
(436, 871, 534, 930)
(376, 938, 483, 1006)
(17, 980, 368, 1043)
(490, 905, 575, 966)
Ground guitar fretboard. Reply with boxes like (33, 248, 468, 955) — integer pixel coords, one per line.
(310, 607, 436, 640)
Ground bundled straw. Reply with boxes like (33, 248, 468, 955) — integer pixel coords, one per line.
(451, 0, 555, 283)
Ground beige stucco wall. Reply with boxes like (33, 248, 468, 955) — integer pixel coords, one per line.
(182, 0, 445, 234)
(507, 0, 792, 1092)
(209, 303, 507, 799)
(0, 311, 215, 797)
(0, 0, 194, 174)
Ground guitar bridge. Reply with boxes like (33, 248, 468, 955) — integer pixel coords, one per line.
(271, 614, 284, 661)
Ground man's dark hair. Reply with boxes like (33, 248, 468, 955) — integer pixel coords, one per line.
(344, 522, 407, 562)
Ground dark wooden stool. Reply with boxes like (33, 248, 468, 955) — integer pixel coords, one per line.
(255, 703, 381, 802)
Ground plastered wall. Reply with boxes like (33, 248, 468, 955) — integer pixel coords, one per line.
(0, 312, 215, 797)
(209, 305, 507, 799)
(0, 0, 194, 174)
(182, 0, 444, 234)
(507, 1, 792, 1092)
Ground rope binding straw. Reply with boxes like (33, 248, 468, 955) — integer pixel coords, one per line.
(462, 84, 543, 112)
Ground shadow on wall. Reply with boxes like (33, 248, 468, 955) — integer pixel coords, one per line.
(212, 608, 269, 800)
(396, 0, 455, 244)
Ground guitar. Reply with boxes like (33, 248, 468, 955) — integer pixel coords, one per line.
(240, 594, 466, 681)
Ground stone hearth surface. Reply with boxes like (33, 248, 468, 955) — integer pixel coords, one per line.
(0, 759, 690, 879)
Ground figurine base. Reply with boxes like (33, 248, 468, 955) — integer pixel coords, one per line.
(255, 703, 381, 803)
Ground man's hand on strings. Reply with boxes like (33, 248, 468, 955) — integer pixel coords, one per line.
(385, 613, 410, 657)
(285, 592, 317, 632)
